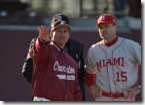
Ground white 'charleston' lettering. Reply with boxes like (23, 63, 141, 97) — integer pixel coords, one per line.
(67, 75, 75, 80)
(56, 74, 75, 80)
(53, 60, 75, 74)
(56, 74, 66, 80)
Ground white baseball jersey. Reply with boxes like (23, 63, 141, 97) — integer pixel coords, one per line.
(86, 37, 141, 93)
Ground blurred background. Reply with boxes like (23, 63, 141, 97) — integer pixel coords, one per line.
(0, 0, 141, 101)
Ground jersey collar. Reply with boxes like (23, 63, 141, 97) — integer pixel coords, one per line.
(104, 36, 118, 47)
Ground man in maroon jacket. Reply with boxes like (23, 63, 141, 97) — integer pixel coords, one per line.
(30, 19, 82, 101)
(22, 14, 85, 101)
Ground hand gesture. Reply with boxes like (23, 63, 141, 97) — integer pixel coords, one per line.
(37, 25, 49, 42)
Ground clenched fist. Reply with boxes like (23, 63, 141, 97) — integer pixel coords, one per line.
(37, 25, 50, 42)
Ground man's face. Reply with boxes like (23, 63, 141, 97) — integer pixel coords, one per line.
(98, 23, 116, 40)
(52, 26, 70, 48)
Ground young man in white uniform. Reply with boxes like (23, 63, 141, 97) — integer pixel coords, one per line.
(85, 14, 141, 101)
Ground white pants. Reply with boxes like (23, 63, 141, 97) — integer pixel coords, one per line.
(33, 96, 51, 101)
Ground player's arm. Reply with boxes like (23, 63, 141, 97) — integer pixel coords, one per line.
(85, 47, 101, 98)
(125, 40, 141, 100)
(129, 40, 141, 65)
(85, 47, 97, 87)
(85, 71, 96, 87)
(133, 42, 141, 65)
(85, 71, 101, 98)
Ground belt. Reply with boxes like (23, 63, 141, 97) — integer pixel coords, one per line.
(102, 91, 124, 98)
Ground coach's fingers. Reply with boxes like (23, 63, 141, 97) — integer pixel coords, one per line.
(38, 25, 49, 34)
(37, 26, 41, 33)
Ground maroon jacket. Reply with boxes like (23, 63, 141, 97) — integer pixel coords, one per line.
(31, 38, 82, 101)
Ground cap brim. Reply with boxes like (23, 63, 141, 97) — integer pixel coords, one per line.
(97, 21, 110, 27)
(52, 24, 71, 31)
(97, 21, 116, 27)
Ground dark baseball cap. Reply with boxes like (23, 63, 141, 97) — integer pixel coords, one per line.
(50, 14, 71, 37)
(51, 20, 71, 32)
(51, 13, 69, 24)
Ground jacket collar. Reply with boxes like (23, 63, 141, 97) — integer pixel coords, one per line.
(50, 41, 64, 52)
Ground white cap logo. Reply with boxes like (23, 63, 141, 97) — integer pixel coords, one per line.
(60, 21, 65, 25)
(101, 16, 105, 20)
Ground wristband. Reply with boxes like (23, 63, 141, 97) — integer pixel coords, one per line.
(85, 72, 96, 87)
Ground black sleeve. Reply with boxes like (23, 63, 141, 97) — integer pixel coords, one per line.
(65, 38, 86, 100)
(22, 58, 33, 83)
(66, 38, 85, 79)
(77, 42, 85, 81)
(22, 38, 36, 83)
(75, 40, 86, 101)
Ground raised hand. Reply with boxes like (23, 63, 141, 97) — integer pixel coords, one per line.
(37, 25, 50, 42)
